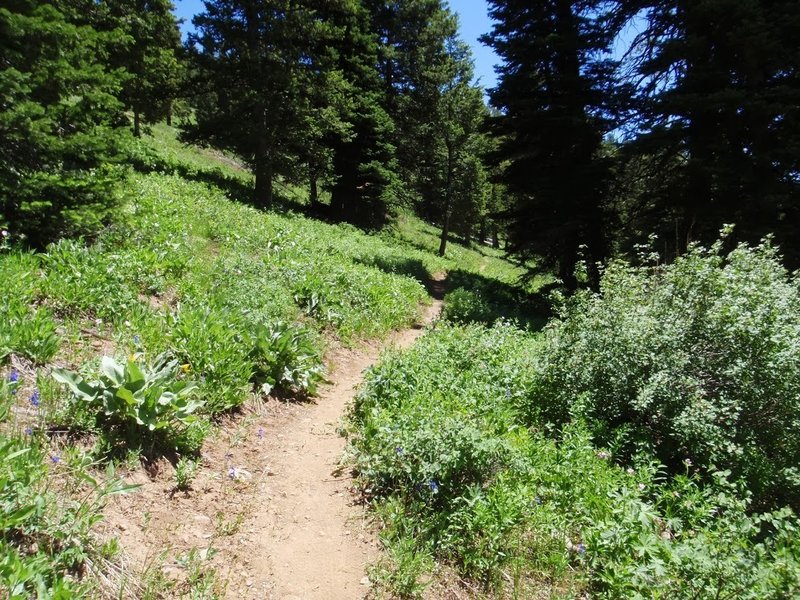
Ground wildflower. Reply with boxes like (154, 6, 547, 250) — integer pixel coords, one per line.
(181, 364, 191, 374)
(30, 390, 40, 407)
(133, 335, 141, 346)
(626, 467, 635, 475)
(257, 428, 265, 439)
(395, 446, 404, 456)
(577, 543, 586, 554)
(8, 370, 19, 383)
(534, 496, 542, 505)
(51, 455, 60, 464)
(596, 450, 610, 460)
(683, 458, 693, 467)
(638, 483, 646, 492)
(228, 467, 236, 479)
(24, 427, 33, 436)
(429, 480, 439, 494)
(1, 230, 8, 238)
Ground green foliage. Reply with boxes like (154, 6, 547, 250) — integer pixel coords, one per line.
(169, 305, 253, 415)
(0, 433, 136, 598)
(0, 253, 60, 364)
(250, 321, 325, 396)
(441, 288, 493, 325)
(174, 457, 198, 492)
(53, 353, 202, 438)
(0, 0, 129, 247)
(349, 321, 800, 596)
(535, 236, 800, 509)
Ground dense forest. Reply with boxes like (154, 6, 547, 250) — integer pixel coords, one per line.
(2, 1, 800, 598)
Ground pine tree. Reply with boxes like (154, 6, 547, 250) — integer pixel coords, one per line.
(483, 0, 619, 289)
(184, 0, 331, 207)
(319, 0, 399, 227)
(0, 0, 128, 246)
(617, 0, 800, 264)
(107, 0, 184, 137)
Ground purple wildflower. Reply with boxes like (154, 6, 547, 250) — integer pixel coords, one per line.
(395, 446, 404, 455)
(24, 427, 33, 436)
(429, 480, 439, 494)
(577, 543, 586, 554)
(30, 390, 40, 407)
(51, 455, 60, 464)
(257, 428, 265, 439)
(8, 370, 18, 383)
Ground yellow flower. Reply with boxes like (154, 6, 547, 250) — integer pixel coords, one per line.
(181, 364, 191, 373)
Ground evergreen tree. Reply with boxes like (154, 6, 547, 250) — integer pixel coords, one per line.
(0, 0, 128, 246)
(321, 0, 399, 227)
(184, 0, 333, 207)
(483, 0, 619, 289)
(616, 0, 800, 264)
(107, 0, 184, 137)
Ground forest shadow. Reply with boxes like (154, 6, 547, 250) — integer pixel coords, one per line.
(445, 268, 554, 331)
(354, 255, 438, 296)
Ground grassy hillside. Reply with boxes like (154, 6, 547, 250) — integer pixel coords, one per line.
(0, 125, 532, 598)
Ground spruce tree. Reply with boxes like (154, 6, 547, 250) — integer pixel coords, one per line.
(617, 0, 800, 264)
(483, 0, 619, 289)
(0, 0, 128, 246)
(185, 0, 330, 207)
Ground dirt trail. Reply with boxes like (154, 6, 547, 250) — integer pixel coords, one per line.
(247, 298, 442, 599)
(98, 288, 443, 599)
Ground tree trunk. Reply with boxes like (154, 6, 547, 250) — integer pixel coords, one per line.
(438, 209, 451, 257)
(254, 138, 272, 208)
(309, 169, 319, 208)
(492, 227, 499, 249)
(438, 142, 455, 257)
(133, 110, 141, 138)
(479, 218, 487, 246)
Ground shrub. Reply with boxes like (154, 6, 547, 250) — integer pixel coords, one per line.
(534, 234, 800, 509)
(348, 322, 800, 596)
(442, 288, 493, 324)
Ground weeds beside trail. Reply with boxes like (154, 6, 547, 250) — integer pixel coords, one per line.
(0, 124, 522, 598)
(348, 238, 800, 599)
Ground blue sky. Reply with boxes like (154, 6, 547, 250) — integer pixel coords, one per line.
(172, 0, 500, 91)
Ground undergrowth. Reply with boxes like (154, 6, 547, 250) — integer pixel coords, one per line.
(349, 236, 800, 599)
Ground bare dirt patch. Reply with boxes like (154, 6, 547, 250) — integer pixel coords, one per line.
(98, 298, 442, 598)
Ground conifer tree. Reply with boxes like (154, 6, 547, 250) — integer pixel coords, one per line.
(483, 0, 619, 289)
(185, 0, 332, 207)
(0, 0, 128, 246)
(616, 0, 800, 264)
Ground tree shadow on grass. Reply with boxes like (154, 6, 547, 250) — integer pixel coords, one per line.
(444, 268, 554, 331)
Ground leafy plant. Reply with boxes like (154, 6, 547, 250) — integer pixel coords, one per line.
(53, 354, 202, 435)
(0, 434, 137, 598)
(250, 321, 325, 396)
(175, 457, 198, 492)
(534, 234, 800, 509)
(442, 287, 493, 324)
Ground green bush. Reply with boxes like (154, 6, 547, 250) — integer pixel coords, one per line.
(534, 235, 800, 509)
(442, 288, 493, 324)
(348, 322, 800, 597)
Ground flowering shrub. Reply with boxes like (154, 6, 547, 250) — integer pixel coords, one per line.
(534, 235, 800, 509)
(349, 321, 800, 597)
